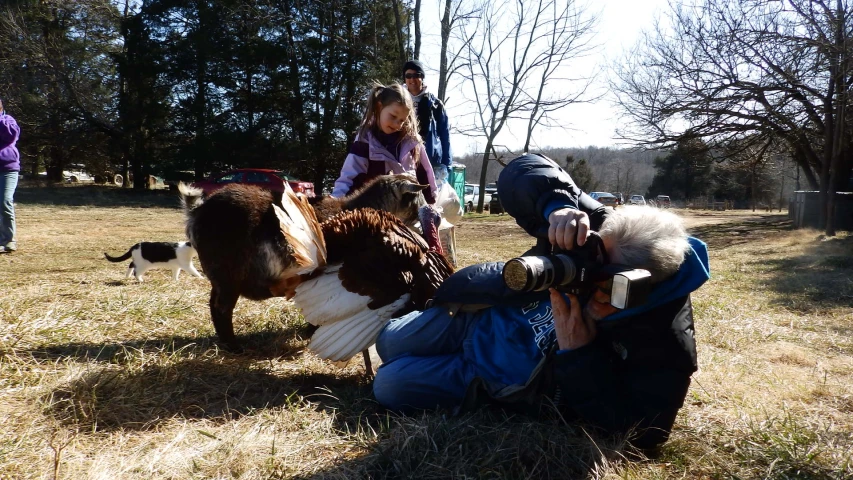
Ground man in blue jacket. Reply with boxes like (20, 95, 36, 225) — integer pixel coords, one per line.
(403, 60, 452, 183)
(373, 153, 711, 449)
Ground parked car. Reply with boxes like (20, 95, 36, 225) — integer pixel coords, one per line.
(612, 192, 624, 206)
(192, 168, 315, 197)
(628, 194, 646, 205)
(63, 164, 95, 183)
(489, 191, 504, 214)
(463, 183, 492, 213)
(655, 195, 672, 208)
(589, 191, 619, 208)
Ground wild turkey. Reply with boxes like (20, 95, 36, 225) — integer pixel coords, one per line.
(179, 175, 453, 369)
(290, 205, 450, 364)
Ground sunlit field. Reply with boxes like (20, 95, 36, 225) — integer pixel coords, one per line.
(1, 185, 850, 479)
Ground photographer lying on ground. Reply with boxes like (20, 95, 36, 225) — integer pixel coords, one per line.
(372, 153, 710, 450)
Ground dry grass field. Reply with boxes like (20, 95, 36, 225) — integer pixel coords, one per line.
(1, 185, 851, 479)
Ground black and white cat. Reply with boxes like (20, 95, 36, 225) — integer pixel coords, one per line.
(104, 241, 203, 281)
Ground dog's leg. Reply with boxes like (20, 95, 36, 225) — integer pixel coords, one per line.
(173, 268, 181, 280)
(210, 286, 242, 353)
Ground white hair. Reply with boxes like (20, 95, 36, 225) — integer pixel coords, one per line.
(598, 205, 690, 283)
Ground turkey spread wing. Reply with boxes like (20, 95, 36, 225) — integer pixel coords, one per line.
(324, 208, 452, 311)
(295, 209, 454, 362)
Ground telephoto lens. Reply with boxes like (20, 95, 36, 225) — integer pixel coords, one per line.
(502, 254, 578, 292)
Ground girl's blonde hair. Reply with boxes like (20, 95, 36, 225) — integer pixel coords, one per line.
(358, 83, 423, 161)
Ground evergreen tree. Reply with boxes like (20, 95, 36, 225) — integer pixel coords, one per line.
(646, 139, 713, 201)
(565, 155, 598, 192)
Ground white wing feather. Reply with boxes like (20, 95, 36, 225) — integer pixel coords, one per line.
(293, 271, 410, 361)
(294, 266, 373, 326)
(305, 294, 410, 361)
(272, 184, 326, 274)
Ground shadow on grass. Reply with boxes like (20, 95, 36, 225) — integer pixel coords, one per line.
(29, 327, 382, 434)
(290, 414, 612, 480)
(20, 324, 316, 364)
(692, 214, 853, 313)
(43, 358, 375, 431)
(687, 215, 794, 249)
(691, 213, 852, 339)
(759, 235, 853, 317)
(41, 354, 622, 478)
(16, 184, 182, 208)
(30, 334, 619, 478)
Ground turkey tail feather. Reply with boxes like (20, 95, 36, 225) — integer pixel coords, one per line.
(307, 294, 410, 361)
(308, 309, 384, 361)
(273, 186, 327, 273)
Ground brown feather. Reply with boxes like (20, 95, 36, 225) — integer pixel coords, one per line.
(321, 208, 454, 313)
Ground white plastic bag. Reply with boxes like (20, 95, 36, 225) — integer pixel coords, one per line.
(435, 181, 463, 224)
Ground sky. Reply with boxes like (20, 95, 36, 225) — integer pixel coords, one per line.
(415, 0, 669, 155)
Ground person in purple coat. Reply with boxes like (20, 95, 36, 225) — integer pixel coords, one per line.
(0, 98, 21, 253)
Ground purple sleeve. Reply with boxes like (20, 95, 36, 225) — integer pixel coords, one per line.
(0, 115, 20, 149)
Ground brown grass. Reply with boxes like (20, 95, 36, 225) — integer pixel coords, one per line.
(1, 186, 851, 479)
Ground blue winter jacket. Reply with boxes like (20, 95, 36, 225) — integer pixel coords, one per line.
(414, 91, 451, 172)
(432, 153, 711, 449)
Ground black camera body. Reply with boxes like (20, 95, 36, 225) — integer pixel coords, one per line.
(502, 235, 652, 309)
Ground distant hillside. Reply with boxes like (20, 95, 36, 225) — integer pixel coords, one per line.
(455, 147, 665, 197)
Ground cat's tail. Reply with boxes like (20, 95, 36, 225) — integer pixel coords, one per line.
(104, 245, 137, 263)
(177, 182, 205, 212)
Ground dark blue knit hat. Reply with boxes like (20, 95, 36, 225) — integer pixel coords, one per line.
(403, 60, 425, 78)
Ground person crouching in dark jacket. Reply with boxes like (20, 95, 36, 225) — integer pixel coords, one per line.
(372, 153, 711, 450)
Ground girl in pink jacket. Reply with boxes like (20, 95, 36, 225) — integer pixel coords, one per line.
(332, 83, 437, 204)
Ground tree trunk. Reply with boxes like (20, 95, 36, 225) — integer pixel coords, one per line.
(283, 0, 308, 151)
(391, 0, 407, 65)
(191, 3, 211, 185)
(315, 7, 342, 191)
(413, 0, 421, 60)
(477, 139, 496, 213)
(751, 164, 756, 212)
(437, 0, 451, 102)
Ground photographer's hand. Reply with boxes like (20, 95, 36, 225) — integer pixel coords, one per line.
(550, 289, 596, 350)
(548, 208, 590, 250)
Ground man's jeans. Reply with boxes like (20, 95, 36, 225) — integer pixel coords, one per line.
(373, 307, 481, 413)
(0, 170, 17, 247)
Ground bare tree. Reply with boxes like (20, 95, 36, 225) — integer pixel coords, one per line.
(459, 0, 599, 212)
(391, 0, 408, 65)
(612, 0, 853, 235)
(436, 0, 479, 103)
(612, 157, 636, 197)
(521, 0, 598, 152)
(412, 0, 422, 59)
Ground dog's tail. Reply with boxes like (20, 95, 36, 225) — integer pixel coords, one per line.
(178, 182, 205, 212)
(104, 244, 138, 263)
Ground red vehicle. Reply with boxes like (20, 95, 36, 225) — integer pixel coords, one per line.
(192, 168, 315, 197)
